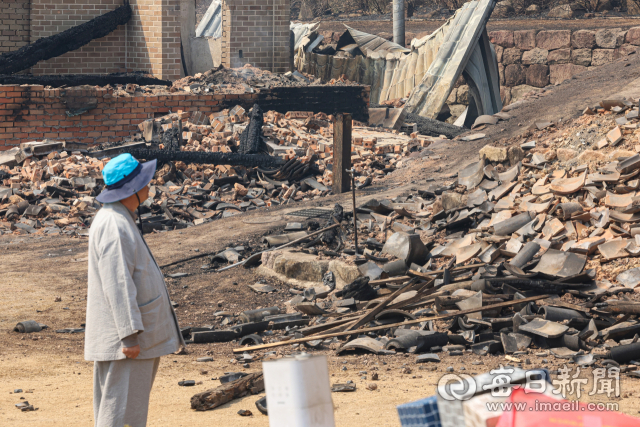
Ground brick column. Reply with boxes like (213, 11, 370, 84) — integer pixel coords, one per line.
(128, 0, 163, 77)
(128, 0, 181, 80)
(221, 0, 290, 73)
(161, 0, 181, 80)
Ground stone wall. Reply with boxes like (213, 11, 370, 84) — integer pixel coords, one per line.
(490, 28, 640, 105)
(444, 27, 640, 118)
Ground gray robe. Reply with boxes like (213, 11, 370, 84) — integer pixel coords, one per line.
(85, 202, 184, 361)
(85, 202, 184, 426)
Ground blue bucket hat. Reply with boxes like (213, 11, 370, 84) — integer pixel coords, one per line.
(96, 153, 157, 204)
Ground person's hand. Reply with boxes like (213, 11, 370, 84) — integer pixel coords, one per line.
(122, 345, 141, 359)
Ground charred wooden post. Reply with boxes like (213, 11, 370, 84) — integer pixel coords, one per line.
(238, 104, 267, 154)
(332, 113, 352, 194)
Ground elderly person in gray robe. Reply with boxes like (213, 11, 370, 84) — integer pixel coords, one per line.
(85, 153, 184, 427)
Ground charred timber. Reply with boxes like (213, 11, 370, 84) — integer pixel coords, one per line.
(238, 104, 267, 155)
(0, 73, 171, 88)
(0, 3, 132, 75)
(126, 149, 286, 168)
(486, 278, 591, 294)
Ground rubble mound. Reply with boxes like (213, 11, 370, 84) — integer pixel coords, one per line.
(171, 65, 359, 94)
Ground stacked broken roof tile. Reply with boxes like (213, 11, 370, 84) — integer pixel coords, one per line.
(213, 96, 640, 377)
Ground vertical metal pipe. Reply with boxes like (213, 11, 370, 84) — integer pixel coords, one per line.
(348, 169, 358, 255)
(272, 0, 276, 72)
(393, 0, 405, 47)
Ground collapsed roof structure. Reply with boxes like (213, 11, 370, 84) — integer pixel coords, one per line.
(294, 0, 502, 128)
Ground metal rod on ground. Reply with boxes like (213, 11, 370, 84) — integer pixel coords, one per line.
(347, 168, 358, 254)
(345, 277, 426, 332)
(366, 264, 487, 286)
(160, 222, 341, 269)
(216, 223, 341, 271)
(233, 294, 549, 353)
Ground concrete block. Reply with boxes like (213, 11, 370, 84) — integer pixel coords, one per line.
(549, 63, 587, 84)
(502, 48, 523, 65)
(547, 48, 571, 64)
(625, 26, 640, 45)
(571, 49, 592, 66)
(592, 49, 615, 66)
(595, 28, 622, 49)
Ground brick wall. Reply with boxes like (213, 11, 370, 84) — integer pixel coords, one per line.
(14, 0, 181, 79)
(221, 0, 290, 73)
(29, 0, 127, 75)
(1, 0, 289, 78)
(0, 84, 369, 149)
(0, 0, 31, 55)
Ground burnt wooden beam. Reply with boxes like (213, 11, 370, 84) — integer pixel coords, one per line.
(0, 73, 172, 88)
(122, 149, 286, 168)
(190, 372, 264, 411)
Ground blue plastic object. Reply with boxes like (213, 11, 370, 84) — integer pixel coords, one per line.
(397, 395, 442, 427)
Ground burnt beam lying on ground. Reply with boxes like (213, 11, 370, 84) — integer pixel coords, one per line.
(0, 3, 132, 75)
(0, 73, 172, 88)
(126, 149, 287, 168)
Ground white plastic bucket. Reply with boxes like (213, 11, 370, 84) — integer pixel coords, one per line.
(263, 354, 335, 427)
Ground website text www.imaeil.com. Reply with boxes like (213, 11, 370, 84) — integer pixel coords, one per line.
(484, 400, 619, 413)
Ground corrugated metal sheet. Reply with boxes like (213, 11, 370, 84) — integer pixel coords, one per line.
(403, 0, 501, 120)
(195, 0, 222, 38)
(295, 18, 452, 105)
(295, 0, 501, 123)
(340, 25, 410, 56)
(291, 22, 320, 51)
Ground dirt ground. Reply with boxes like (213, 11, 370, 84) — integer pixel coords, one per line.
(5, 45, 640, 426)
